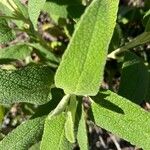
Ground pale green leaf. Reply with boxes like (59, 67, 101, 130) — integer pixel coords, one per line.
(55, 0, 119, 96)
(0, 19, 14, 44)
(0, 64, 53, 105)
(77, 105, 88, 150)
(13, 0, 28, 18)
(28, 0, 46, 29)
(29, 142, 40, 150)
(40, 113, 72, 150)
(91, 90, 150, 150)
(0, 44, 32, 61)
(0, 116, 45, 150)
(65, 111, 75, 143)
(118, 52, 149, 104)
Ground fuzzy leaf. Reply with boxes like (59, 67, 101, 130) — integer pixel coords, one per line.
(65, 111, 75, 143)
(0, 64, 53, 105)
(55, 0, 119, 96)
(91, 90, 150, 150)
(77, 106, 88, 150)
(0, 19, 14, 44)
(118, 52, 149, 104)
(0, 117, 45, 150)
(41, 113, 72, 150)
(28, 0, 46, 29)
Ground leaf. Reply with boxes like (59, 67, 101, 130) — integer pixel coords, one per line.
(0, 105, 4, 123)
(0, 116, 45, 150)
(40, 113, 72, 150)
(91, 90, 150, 150)
(65, 111, 75, 143)
(118, 52, 149, 104)
(0, 64, 53, 105)
(29, 142, 40, 150)
(77, 105, 88, 150)
(28, 0, 46, 29)
(0, 19, 15, 44)
(55, 0, 119, 96)
(44, 1, 85, 22)
(0, 44, 32, 61)
(0, 2, 13, 16)
(12, 0, 28, 18)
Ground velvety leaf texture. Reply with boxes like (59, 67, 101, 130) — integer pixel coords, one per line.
(0, 64, 53, 105)
(77, 106, 88, 150)
(28, 0, 46, 29)
(41, 113, 72, 150)
(118, 52, 149, 104)
(0, 117, 45, 150)
(91, 90, 150, 150)
(55, 0, 119, 96)
(0, 19, 14, 44)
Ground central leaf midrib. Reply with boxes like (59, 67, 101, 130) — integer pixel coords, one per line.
(75, 2, 100, 94)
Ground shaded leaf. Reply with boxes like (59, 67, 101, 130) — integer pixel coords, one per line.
(91, 90, 150, 150)
(0, 64, 53, 105)
(55, 0, 119, 96)
(118, 52, 149, 104)
(0, 116, 45, 150)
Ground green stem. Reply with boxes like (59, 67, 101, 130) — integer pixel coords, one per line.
(107, 32, 150, 59)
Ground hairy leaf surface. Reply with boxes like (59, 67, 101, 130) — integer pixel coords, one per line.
(41, 113, 72, 150)
(55, 0, 119, 96)
(0, 64, 53, 105)
(91, 90, 150, 150)
(0, 117, 45, 150)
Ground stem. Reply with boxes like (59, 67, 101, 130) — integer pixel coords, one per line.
(107, 32, 150, 59)
(49, 94, 71, 118)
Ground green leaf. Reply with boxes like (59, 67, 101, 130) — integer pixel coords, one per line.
(77, 105, 88, 150)
(55, 0, 119, 96)
(0, 64, 53, 105)
(65, 111, 75, 143)
(12, 0, 28, 18)
(0, 19, 15, 44)
(29, 142, 40, 150)
(91, 90, 150, 150)
(44, 1, 85, 23)
(0, 116, 45, 150)
(118, 52, 149, 104)
(0, 105, 4, 123)
(28, 0, 46, 29)
(0, 2, 14, 16)
(41, 113, 72, 150)
(0, 44, 32, 61)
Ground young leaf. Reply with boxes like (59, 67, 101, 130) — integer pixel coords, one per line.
(0, 64, 53, 105)
(0, 19, 15, 44)
(28, 0, 46, 29)
(77, 105, 88, 150)
(40, 113, 72, 150)
(91, 90, 150, 150)
(0, 116, 45, 150)
(55, 0, 119, 96)
(0, 44, 32, 61)
(65, 111, 75, 143)
(118, 52, 149, 104)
